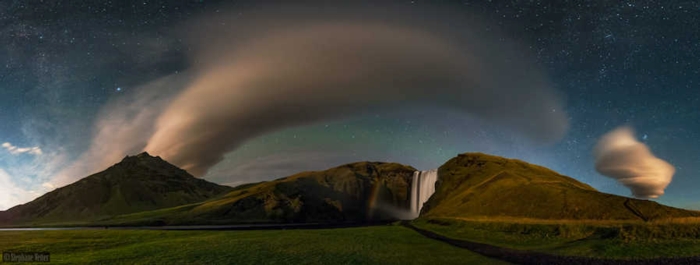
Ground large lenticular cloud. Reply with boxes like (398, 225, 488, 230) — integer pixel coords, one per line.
(594, 126, 675, 199)
(144, 4, 569, 176)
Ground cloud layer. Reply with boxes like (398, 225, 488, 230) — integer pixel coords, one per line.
(142, 4, 568, 176)
(2, 142, 42, 155)
(41, 4, 569, 188)
(594, 126, 675, 199)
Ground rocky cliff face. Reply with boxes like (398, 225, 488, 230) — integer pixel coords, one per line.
(171, 161, 417, 224)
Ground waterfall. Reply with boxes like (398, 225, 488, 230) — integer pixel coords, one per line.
(410, 169, 438, 218)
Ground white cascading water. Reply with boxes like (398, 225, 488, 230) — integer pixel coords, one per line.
(410, 169, 439, 218)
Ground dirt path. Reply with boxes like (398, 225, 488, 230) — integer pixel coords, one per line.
(402, 222, 700, 265)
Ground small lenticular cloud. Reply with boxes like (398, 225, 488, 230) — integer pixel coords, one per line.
(593, 126, 675, 199)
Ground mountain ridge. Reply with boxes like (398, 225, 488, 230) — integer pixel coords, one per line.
(0, 152, 232, 226)
(2, 152, 698, 227)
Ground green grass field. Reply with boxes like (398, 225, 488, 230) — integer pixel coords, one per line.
(412, 217, 700, 259)
(0, 225, 508, 265)
(3, 220, 700, 264)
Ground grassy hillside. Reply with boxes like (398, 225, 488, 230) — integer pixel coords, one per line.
(422, 153, 700, 221)
(100, 162, 417, 225)
(0, 153, 232, 226)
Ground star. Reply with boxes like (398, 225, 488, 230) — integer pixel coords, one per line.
(0, 0, 698, 212)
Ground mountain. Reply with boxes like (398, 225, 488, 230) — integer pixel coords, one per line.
(0, 152, 232, 226)
(3, 152, 696, 227)
(421, 153, 700, 221)
(99, 162, 416, 225)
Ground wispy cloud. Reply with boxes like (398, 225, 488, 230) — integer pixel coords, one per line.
(48, 74, 186, 187)
(2, 142, 42, 155)
(0, 169, 42, 210)
(0, 145, 69, 209)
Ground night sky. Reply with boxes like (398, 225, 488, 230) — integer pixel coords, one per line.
(1, 1, 698, 211)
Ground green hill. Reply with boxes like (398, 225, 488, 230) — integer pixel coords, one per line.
(422, 153, 700, 221)
(100, 162, 416, 225)
(0, 152, 232, 226)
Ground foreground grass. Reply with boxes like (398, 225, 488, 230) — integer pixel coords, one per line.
(0, 225, 508, 265)
(413, 217, 700, 259)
